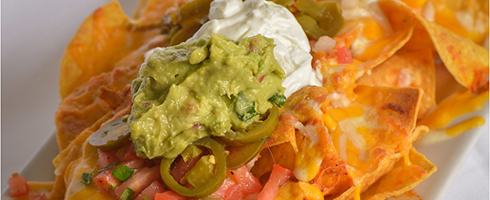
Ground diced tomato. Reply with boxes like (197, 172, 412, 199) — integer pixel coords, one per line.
(8, 173, 29, 197)
(94, 170, 121, 193)
(98, 149, 119, 168)
(232, 166, 262, 196)
(244, 192, 259, 200)
(210, 177, 240, 199)
(224, 183, 244, 200)
(256, 164, 292, 200)
(210, 176, 236, 199)
(337, 46, 353, 64)
(135, 181, 166, 200)
(211, 167, 262, 200)
(124, 143, 139, 161)
(120, 158, 145, 170)
(155, 191, 186, 200)
(114, 166, 161, 199)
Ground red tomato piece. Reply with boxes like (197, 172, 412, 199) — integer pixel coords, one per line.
(232, 166, 262, 196)
(224, 183, 244, 200)
(155, 191, 186, 200)
(119, 158, 145, 170)
(258, 75, 266, 83)
(135, 181, 166, 200)
(256, 164, 292, 200)
(114, 166, 161, 199)
(210, 176, 237, 199)
(8, 173, 29, 197)
(124, 143, 139, 161)
(94, 170, 121, 193)
(337, 46, 353, 64)
(98, 149, 119, 168)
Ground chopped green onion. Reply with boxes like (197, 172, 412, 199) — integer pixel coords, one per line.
(120, 187, 135, 200)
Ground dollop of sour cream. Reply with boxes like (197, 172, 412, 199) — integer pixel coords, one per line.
(188, 0, 322, 97)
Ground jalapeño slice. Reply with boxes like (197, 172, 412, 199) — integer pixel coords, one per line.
(89, 117, 131, 151)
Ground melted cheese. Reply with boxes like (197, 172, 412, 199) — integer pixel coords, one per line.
(419, 91, 488, 130)
(446, 116, 486, 136)
(293, 122, 324, 181)
(295, 122, 319, 146)
(415, 116, 486, 146)
(338, 117, 369, 161)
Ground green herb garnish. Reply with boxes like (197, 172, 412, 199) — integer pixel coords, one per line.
(112, 165, 135, 182)
(235, 92, 258, 122)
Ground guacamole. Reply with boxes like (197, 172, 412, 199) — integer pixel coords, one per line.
(128, 34, 285, 159)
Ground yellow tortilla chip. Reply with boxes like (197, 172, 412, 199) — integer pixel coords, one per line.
(59, 0, 179, 98)
(355, 2, 417, 73)
(434, 59, 467, 102)
(356, 49, 436, 118)
(425, 0, 489, 45)
(56, 35, 166, 150)
(379, 0, 489, 94)
(133, 0, 189, 24)
(254, 85, 426, 199)
(361, 148, 436, 200)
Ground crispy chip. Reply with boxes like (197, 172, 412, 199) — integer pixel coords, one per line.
(357, 49, 436, 118)
(133, 0, 189, 24)
(56, 35, 166, 150)
(379, 0, 490, 94)
(59, 0, 179, 98)
(255, 85, 425, 199)
(361, 147, 436, 200)
(354, 4, 417, 74)
(424, 0, 489, 45)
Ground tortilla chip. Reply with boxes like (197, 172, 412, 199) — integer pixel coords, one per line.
(56, 35, 166, 150)
(434, 57, 467, 102)
(355, 2, 417, 73)
(361, 148, 436, 200)
(379, 0, 490, 94)
(132, 0, 189, 24)
(59, 0, 178, 98)
(356, 49, 436, 118)
(421, 20, 489, 93)
(276, 181, 324, 200)
(251, 143, 297, 185)
(425, 0, 489, 45)
(254, 85, 425, 199)
(50, 112, 112, 200)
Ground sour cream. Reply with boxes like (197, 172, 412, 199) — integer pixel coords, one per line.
(188, 0, 322, 97)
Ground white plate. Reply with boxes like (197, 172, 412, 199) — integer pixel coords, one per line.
(2, 0, 488, 199)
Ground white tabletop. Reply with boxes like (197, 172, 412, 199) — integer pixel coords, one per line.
(1, 0, 488, 199)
